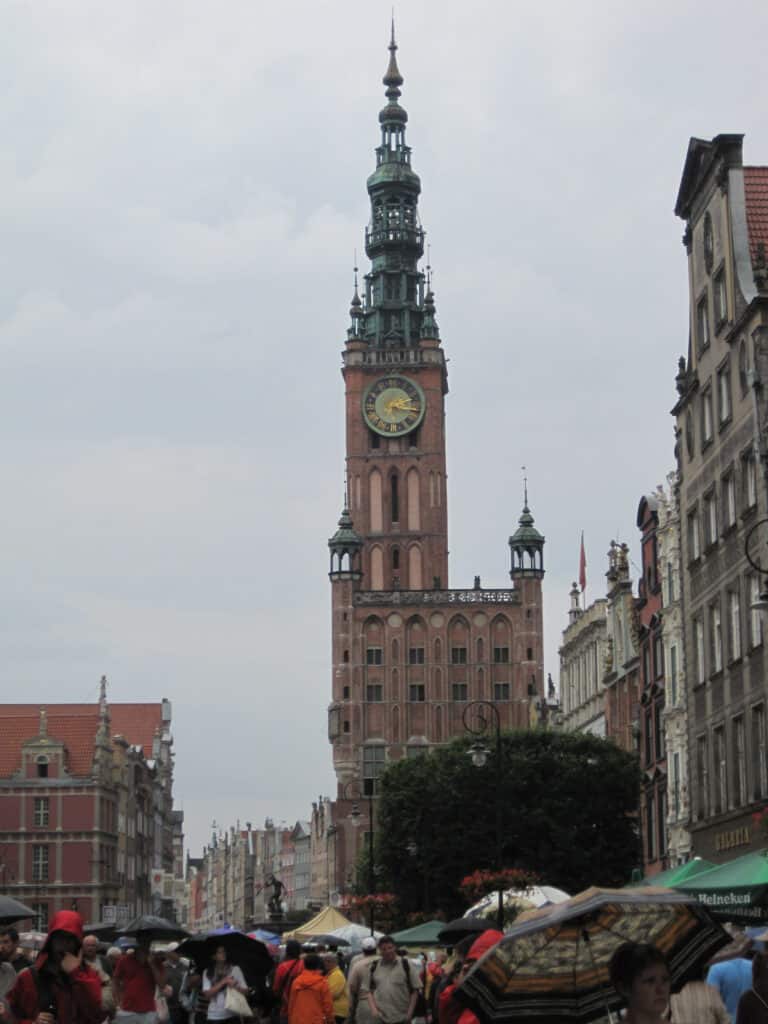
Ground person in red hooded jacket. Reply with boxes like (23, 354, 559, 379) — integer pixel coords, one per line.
(4, 910, 103, 1024)
(437, 931, 503, 1024)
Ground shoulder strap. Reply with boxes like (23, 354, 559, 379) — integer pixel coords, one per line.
(368, 959, 378, 992)
(401, 958, 414, 995)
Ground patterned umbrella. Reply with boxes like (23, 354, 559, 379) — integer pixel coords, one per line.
(457, 886, 730, 1023)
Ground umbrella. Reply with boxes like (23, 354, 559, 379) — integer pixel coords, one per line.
(302, 933, 351, 947)
(457, 886, 730, 1024)
(631, 857, 716, 889)
(120, 916, 189, 942)
(84, 921, 120, 941)
(391, 920, 447, 946)
(18, 931, 46, 951)
(437, 917, 490, 945)
(177, 928, 272, 985)
(248, 929, 281, 945)
(675, 849, 768, 922)
(465, 886, 570, 920)
(0, 896, 35, 925)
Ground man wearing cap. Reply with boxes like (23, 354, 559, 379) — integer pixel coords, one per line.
(346, 938, 377, 1024)
(5, 910, 103, 1024)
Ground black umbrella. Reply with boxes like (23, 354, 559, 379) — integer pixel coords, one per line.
(437, 917, 492, 946)
(84, 921, 119, 942)
(177, 929, 272, 985)
(120, 916, 189, 942)
(0, 896, 36, 926)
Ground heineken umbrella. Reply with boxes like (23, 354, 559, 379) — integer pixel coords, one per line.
(0, 896, 35, 925)
(457, 886, 729, 1023)
(675, 849, 768, 923)
(634, 858, 716, 889)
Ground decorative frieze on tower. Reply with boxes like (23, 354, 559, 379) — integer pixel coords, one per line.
(327, 31, 547, 867)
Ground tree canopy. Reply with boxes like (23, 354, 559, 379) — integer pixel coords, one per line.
(374, 729, 641, 920)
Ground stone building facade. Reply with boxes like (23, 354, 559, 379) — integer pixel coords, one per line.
(673, 134, 768, 861)
(603, 543, 641, 755)
(326, 32, 546, 893)
(559, 585, 608, 736)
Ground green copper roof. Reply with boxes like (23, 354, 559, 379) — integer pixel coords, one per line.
(328, 505, 363, 551)
(510, 503, 545, 546)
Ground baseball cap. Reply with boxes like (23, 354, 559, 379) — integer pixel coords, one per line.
(362, 937, 377, 951)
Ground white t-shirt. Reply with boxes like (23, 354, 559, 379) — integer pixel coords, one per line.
(202, 965, 247, 1020)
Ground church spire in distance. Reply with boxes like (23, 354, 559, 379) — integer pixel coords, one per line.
(356, 22, 438, 347)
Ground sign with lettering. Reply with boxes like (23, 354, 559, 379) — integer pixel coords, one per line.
(714, 826, 751, 852)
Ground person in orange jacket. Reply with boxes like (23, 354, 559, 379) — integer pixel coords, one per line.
(4, 910, 103, 1024)
(287, 956, 333, 1024)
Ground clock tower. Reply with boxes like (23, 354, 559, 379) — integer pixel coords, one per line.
(327, 30, 546, 893)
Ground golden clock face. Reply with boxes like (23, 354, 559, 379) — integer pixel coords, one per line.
(362, 375, 426, 436)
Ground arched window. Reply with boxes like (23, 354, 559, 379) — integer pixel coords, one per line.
(409, 545, 423, 589)
(370, 547, 384, 590)
(391, 473, 400, 524)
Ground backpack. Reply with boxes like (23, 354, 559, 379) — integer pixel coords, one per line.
(369, 957, 427, 1018)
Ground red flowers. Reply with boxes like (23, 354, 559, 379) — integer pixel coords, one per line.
(459, 868, 540, 902)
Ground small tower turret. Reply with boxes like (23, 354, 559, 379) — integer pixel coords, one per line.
(568, 581, 582, 623)
(509, 483, 545, 580)
(328, 499, 363, 581)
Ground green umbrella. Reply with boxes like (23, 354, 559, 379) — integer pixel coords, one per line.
(391, 920, 446, 946)
(675, 849, 768, 923)
(636, 858, 716, 888)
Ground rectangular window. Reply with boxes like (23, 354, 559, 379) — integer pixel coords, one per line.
(493, 682, 510, 701)
(654, 701, 664, 760)
(493, 647, 510, 664)
(669, 645, 678, 705)
(366, 647, 383, 666)
(408, 683, 425, 702)
(365, 684, 383, 702)
(452, 683, 468, 702)
(704, 490, 718, 546)
(362, 745, 386, 796)
(718, 363, 732, 423)
(734, 716, 747, 807)
(408, 647, 425, 665)
(31, 903, 48, 933)
(714, 726, 727, 814)
(696, 735, 709, 819)
(694, 617, 705, 685)
(451, 646, 467, 665)
(714, 269, 727, 326)
(753, 705, 768, 800)
(688, 510, 701, 561)
(697, 295, 710, 352)
(702, 388, 714, 444)
(745, 450, 758, 509)
(723, 472, 737, 529)
(33, 798, 49, 828)
(653, 634, 664, 678)
(32, 845, 49, 882)
(750, 575, 764, 648)
(672, 751, 681, 820)
(729, 589, 742, 661)
(711, 603, 723, 673)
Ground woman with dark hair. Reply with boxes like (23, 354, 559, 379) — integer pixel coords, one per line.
(609, 942, 671, 1024)
(736, 952, 768, 1024)
(201, 946, 248, 1023)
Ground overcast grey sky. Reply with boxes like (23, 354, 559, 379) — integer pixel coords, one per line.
(2, 0, 767, 856)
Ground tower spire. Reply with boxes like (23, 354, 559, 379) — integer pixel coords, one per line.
(383, 15, 403, 99)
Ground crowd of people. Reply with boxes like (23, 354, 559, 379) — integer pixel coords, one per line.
(1, 912, 768, 1024)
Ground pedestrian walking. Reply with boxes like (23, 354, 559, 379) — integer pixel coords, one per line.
(737, 952, 768, 1024)
(709, 948, 755, 1024)
(287, 955, 333, 1024)
(0, 928, 32, 974)
(321, 955, 348, 1024)
(346, 939, 377, 1024)
(359, 937, 422, 1024)
(609, 942, 671, 1024)
(113, 937, 166, 1024)
(200, 945, 248, 1024)
(273, 943, 304, 1024)
(4, 910, 103, 1024)
(83, 935, 115, 1018)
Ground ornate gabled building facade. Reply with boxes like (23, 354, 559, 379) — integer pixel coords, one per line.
(559, 584, 608, 737)
(326, 31, 546, 891)
(603, 542, 641, 755)
(0, 682, 177, 927)
(673, 134, 768, 861)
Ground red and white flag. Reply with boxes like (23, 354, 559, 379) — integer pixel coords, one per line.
(579, 532, 587, 593)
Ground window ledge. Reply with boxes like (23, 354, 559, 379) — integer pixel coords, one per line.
(719, 414, 733, 433)
(742, 504, 759, 522)
(711, 667, 725, 680)
(704, 540, 719, 554)
(728, 655, 744, 669)
(689, 556, 702, 569)
(702, 437, 714, 452)
(722, 520, 738, 538)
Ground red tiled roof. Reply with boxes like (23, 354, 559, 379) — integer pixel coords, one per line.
(744, 167, 768, 266)
(0, 703, 164, 779)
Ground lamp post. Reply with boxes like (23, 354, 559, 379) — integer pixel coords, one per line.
(746, 519, 768, 621)
(462, 700, 504, 931)
(341, 780, 375, 935)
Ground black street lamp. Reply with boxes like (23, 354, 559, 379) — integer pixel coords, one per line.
(746, 518, 768, 618)
(462, 700, 504, 931)
(341, 780, 375, 935)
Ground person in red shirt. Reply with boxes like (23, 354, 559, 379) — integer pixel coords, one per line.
(4, 910, 103, 1024)
(272, 942, 303, 1024)
(113, 940, 166, 1024)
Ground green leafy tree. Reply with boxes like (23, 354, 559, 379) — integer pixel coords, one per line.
(375, 730, 641, 919)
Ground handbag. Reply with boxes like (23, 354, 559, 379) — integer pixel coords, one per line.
(156, 994, 170, 1023)
(225, 985, 254, 1019)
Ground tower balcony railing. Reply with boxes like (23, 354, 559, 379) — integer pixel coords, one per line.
(365, 226, 424, 249)
(354, 587, 520, 607)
